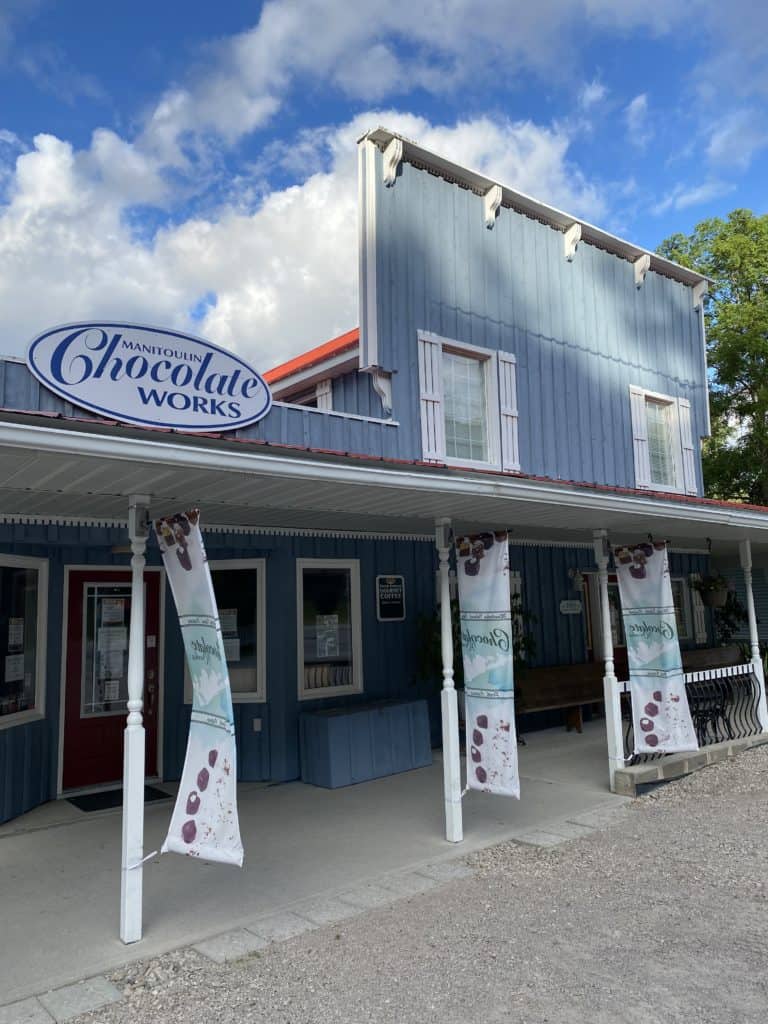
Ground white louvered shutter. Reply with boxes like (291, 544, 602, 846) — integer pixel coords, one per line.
(498, 352, 520, 472)
(677, 397, 698, 495)
(418, 335, 445, 462)
(689, 575, 708, 644)
(315, 379, 333, 410)
(629, 386, 651, 488)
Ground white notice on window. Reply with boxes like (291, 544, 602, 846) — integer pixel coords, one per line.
(100, 649, 124, 679)
(103, 679, 121, 702)
(316, 614, 339, 658)
(4, 653, 24, 683)
(8, 618, 24, 650)
(223, 636, 241, 662)
(98, 626, 128, 653)
(219, 608, 238, 635)
(102, 599, 125, 625)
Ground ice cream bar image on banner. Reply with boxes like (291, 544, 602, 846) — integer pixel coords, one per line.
(613, 540, 698, 756)
(455, 530, 520, 799)
(155, 510, 244, 866)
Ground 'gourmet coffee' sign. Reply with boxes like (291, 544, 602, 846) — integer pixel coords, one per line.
(26, 323, 272, 432)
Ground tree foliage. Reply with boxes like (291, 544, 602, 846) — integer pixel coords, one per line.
(657, 209, 768, 504)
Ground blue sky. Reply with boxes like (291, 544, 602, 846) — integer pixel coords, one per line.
(1, 1, 766, 366)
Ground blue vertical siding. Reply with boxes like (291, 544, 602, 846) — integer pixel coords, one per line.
(368, 149, 708, 490)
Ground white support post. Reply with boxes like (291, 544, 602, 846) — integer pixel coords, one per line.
(436, 517, 463, 843)
(120, 494, 150, 944)
(739, 539, 768, 731)
(593, 529, 625, 791)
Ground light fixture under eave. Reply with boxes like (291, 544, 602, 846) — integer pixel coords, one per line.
(568, 568, 585, 592)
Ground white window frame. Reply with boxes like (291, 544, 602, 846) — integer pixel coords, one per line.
(671, 576, 693, 642)
(184, 558, 266, 704)
(418, 332, 504, 471)
(0, 553, 49, 731)
(629, 385, 697, 495)
(297, 558, 363, 700)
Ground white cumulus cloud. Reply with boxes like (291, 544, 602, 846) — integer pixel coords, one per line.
(0, 112, 605, 366)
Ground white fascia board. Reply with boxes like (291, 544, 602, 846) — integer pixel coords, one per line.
(358, 139, 379, 370)
(360, 127, 710, 290)
(1, 420, 768, 540)
(270, 349, 359, 399)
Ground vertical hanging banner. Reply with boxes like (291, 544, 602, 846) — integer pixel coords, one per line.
(614, 541, 698, 755)
(455, 531, 519, 798)
(155, 510, 244, 866)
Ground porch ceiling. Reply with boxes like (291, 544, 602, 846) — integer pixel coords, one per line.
(1, 417, 767, 554)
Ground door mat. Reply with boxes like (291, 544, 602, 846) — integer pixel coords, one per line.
(67, 785, 172, 813)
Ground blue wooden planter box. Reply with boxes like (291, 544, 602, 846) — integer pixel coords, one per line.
(299, 698, 433, 788)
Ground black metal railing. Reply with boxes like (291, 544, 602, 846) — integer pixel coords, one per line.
(621, 664, 764, 765)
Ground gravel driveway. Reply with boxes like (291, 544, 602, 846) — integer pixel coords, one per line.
(74, 746, 768, 1024)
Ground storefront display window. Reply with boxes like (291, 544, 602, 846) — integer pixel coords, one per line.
(0, 556, 47, 725)
(184, 559, 266, 702)
(297, 559, 362, 699)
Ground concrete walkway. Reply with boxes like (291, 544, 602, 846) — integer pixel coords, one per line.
(0, 722, 626, 1010)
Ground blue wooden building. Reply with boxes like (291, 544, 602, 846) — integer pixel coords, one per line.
(2, 126, 768, 849)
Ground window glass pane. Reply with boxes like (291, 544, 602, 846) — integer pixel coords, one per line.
(0, 566, 39, 717)
(302, 568, 354, 691)
(607, 583, 626, 646)
(211, 569, 260, 696)
(671, 580, 688, 639)
(646, 399, 676, 487)
(82, 584, 131, 715)
(443, 351, 489, 462)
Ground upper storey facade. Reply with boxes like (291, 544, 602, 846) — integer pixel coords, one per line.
(356, 128, 711, 497)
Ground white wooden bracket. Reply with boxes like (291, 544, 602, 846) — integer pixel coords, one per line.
(692, 280, 708, 309)
(382, 138, 403, 187)
(483, 184, 503, 229)
(370, 369, 393, 416)
(564, 222, 581, 261)
(634, 254, 651, 287)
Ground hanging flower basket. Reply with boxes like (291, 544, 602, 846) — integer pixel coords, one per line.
(695, 574, 729, 608)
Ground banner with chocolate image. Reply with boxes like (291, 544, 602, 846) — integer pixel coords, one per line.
(455, 531, 519, 799)
(155, 510, 244, 866)
(614, 541, 698, 755)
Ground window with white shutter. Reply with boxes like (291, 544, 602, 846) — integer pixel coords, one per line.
(629, 386, 697, 495)
(498, 352, 520, 472)
(418, 334, 445, 462)
(417, 333, 517, 471)
(315, 379, 333, 411)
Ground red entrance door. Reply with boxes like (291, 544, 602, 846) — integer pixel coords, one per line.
(62, 569, 161, 791)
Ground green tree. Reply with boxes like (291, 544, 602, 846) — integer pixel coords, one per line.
(657, 209, 768, 504)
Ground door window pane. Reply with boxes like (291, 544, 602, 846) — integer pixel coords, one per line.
(301, 567, 356, 693)
(607, 583, 626, 647)
(81, 584, 132, 716)
(443, 351, 489, 462)
(0, 566, 39, 717)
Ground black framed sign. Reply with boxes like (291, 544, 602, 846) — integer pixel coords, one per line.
(376, 575, 406, 622)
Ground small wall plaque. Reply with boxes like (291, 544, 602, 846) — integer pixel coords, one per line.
(376, 575, 406, 622)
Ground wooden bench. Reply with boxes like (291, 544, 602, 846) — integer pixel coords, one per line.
(515, 661, 605, 734)
(681, 644, 743, 672)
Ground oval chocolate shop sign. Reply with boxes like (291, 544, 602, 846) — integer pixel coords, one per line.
(26, 322, 272, 433)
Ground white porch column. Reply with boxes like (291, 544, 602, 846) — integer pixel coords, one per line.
(436, 517, 463, 843)
(593, 529, 625, 791)
(739, 539, 768, 731)
(120, 494, 150, 943)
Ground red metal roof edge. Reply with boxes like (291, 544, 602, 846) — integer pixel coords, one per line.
(264, 328, 359, 385)
(3, 404, 768, 518)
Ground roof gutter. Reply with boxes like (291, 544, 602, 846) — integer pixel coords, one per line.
(0, 421, 765, 537)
